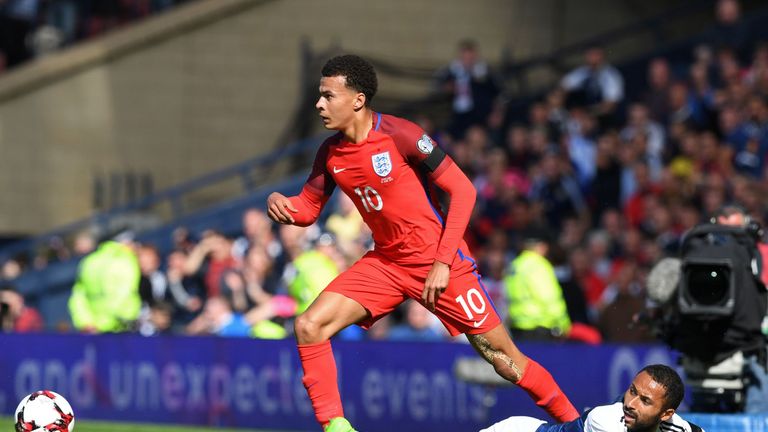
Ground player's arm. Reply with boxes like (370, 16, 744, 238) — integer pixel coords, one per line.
(267, 142, 334, 226)
(392, 119, 475, 266)
(267, 185, 329, 227)
(430, 157, 476, 265)
(422, 159, 476, 308)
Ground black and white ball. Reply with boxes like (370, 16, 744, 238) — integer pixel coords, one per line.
(14, 390, 75, 432)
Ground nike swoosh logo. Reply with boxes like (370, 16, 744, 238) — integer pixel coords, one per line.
(333, 167, 346, 174)
(473, 313, 490, 328)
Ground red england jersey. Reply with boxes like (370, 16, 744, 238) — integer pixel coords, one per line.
(289, 112, 476, 266)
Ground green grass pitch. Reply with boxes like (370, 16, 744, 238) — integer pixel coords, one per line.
(0, 416, 301, 432)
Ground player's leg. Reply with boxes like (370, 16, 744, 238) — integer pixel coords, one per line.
(295, 291, 367, 430)
(479, 416, 547, 432)
(295, 291, 368, 344)
(466, 325, 579, 422)
(416, 260, 579, 422)
(295, 252, 406, 431)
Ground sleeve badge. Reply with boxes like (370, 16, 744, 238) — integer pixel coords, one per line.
(417, 134, 434, 154)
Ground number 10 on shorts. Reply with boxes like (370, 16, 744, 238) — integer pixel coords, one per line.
(455, 288, 487, 319)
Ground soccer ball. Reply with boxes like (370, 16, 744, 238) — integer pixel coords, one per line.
(14, 390, 75, 432)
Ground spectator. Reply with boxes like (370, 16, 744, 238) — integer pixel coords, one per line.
(504, 228, 571, 341)
(474, 147, 527, 234)
(550, 248, 588, 323)
(71, 230, 96, 256)
(621, 103, 665, 179)
(164, 249, 203, 326)
(745, 42, 768, 94)
(435, 38, 500, 138)
(596, 261, 654, 343)
(589, 132, 622, 220)
(551, 247, 602, 345)
(586, 230, 615, 287)
(623, 160, 662, 229)
(666, 81, 698, 129)
(186, 296, 251, 337)
(720, 104, 748, 148)
(171, 226, 196, 253)
(501, 197, 544, 250)
(688, 61, 718, 131)
(504, 124, 533, 171)
(567, 246, 606, 322)
(528, 100, 561, 145)
(560, 44, 624, 129)
(564, 107, 598, 189)
(699, 172, 730, 217)
(707, 0, 752, 62)
(67, 234, 142, 333)
(183, 230, 238, 298)
(222, 245, 278, 313)
(642, 57, 673, 124)
(528, 150, 589, 231)
(544, 88, 570, 142)
(0, 287, 43, 332)
(139, 301, 174, 336)
(231, 208, 282, 263)
(137, 243, 168, 307)
(1, 258, 23, 281)
(731, 95, 768, 177)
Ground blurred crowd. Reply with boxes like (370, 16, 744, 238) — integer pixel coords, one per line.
(0, 0, 195, 73)
(1, 0, 767, 345)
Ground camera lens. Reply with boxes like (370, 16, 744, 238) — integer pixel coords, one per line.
(685, 264, 730, 306)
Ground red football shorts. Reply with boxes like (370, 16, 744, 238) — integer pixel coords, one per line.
(324, 250, 501, 336)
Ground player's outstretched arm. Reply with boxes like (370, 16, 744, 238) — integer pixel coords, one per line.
(267, 185, 329, 227)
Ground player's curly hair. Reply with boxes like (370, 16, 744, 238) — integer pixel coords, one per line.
(639, 364, 684, 410)
(321, 54, 378, 106)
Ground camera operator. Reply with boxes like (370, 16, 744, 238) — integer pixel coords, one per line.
(715, 204, 768, 287)
(645, 204, 768, 413)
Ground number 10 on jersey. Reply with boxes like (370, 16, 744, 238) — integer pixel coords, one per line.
(354, 186, 383, 212)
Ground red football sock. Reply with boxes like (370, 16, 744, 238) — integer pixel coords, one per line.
(298, 341, 344, 426)
(517, 359, 579, 422)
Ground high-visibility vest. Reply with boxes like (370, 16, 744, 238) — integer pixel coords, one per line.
(288, 250, 339, 314)
(68, 241, 141, 332)
(504, 250, 571, 334)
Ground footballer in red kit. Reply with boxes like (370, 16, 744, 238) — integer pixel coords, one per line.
(267, 55, 578, 432)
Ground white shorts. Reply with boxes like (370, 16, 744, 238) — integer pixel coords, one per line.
(479, 416, 546, 432)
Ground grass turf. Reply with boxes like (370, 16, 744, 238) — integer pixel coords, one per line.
(0, 416, 299, 432)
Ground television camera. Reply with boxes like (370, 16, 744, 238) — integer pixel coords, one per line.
(646, 222, 767, 412)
